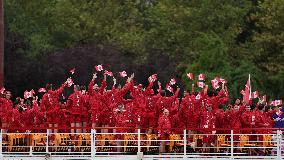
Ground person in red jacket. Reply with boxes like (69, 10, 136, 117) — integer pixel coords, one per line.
(80, 85, 90, 132)
(200, 103, 216, 152)
(67, 85, 84, 133)
(88, 73, 107, 131)
(101, 74, 134, 133)
(40, 81, 67, 133)
(155, 87, 180, 129)
(157, 109, 171, 153)
(0, 91, 13, 133)
(225, 101, 246, 146)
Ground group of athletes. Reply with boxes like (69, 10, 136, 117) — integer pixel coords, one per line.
(0, 70, 283, 141)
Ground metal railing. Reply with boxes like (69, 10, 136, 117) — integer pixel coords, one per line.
(0, 128, 284, 159)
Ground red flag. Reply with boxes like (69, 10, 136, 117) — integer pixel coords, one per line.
(211, 78, 220, 89)
(275, 100, 283, 106)
(219, 78, 227, 84)
(166, 84, 174, 93)
(38, 88, 46, 93)
(104, 70, 113, 77)
(119, 71, 127, 78)
(95, 65, 104, 71)
(198, 73, 205, 81)
(243, 75, 251, 104)
(148, 74, 157, 83)
(251, 91, 259, 99)
(67, 77, 74, 87)
(197, 81, 205, 88)
(269, 101, 275, 106)
(187, 73, 194, 80)
(262, 95, 267, 102)
(0, 87, 5, 94)
(70, 68, 75, 75)
(169, 78, 176, 85)
(195, 93, 201, 100)
(24, 90, 34, 99)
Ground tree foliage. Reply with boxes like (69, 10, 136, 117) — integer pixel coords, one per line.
(4, 0, 284, 99)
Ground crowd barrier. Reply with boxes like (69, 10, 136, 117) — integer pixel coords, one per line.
(0, 127, 284, 159)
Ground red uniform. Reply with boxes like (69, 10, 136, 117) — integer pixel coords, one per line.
(158, 115, 172, 139)
(0, 98, 13, 124)
(40, 84, 65, 124)
(200, 110, 216, 143)
(66, 91, 84, 122)
(88, 79, 105, 125)
(155, 89, 179, 125)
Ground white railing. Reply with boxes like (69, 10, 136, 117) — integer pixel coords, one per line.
(0, 129, 283, 159)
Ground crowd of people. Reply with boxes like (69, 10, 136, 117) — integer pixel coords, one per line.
(0, 69, 283, 140)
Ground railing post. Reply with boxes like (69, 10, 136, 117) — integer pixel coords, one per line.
(183, 129, 187, 158)
(230, 130, 234, 159)
(46, 129, 49, 154)
(277, 130, 282, 159)
(138, 128, 141, 152)
(0, 129, 2, 158)
(137, 128, 143, 159)
(91, 129, 96, 158)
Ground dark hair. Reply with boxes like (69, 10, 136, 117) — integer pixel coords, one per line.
(258, 104, 265, 110)
(81, 85, 86, 91)
(46, 84, 53, 90)
(160, 90, 166, 97)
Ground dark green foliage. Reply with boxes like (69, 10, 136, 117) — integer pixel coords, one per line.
(3, 0, 284, 99)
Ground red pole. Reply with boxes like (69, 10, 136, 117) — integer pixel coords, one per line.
(0, 0, 4, 87)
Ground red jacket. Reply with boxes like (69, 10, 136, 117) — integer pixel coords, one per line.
(0, 98, 13, 122)
(158, 115, 171, 135)
(40, 84, 65, 113)
(66, 91, 84, 114)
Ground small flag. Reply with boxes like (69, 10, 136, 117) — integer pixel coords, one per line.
(195, 93, 201, 100)
(67, 77, 74, 87)
(119, 71, 127, 78)
(104, 70, 113, 76)
(269, 101, 275, 106)
(211, 78, 220, 89)
(38, 88, 46, 93)
(169, 78, 176, 85)
(197, 81, 205, 88)
(187, 73, 194, 80)
(95, 65, 104, 71)
(274, 100, 283, 106)
(219, 78, 227, 84)
(262, 95, 267, 102)
(198, 74, 205, 81)
(251, 91, 259, 99)
(24, 90, 34, 99)
(166, 84, 174, 93)
(70, 68, 75, 75)
(0, 87, 5, 94)
(148, 74, 157, 83)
